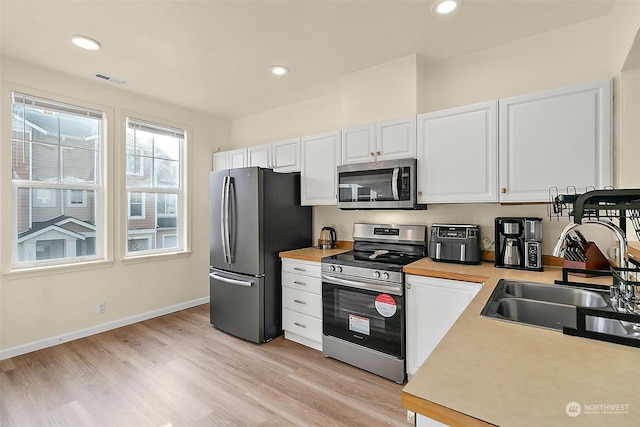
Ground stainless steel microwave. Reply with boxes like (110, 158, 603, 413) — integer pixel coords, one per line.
(337, 158, 426, 210)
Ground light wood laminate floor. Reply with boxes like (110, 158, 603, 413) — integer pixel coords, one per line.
(1, 304, 410, 426)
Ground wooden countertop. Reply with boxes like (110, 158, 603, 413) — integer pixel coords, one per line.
(401, 258, 640, 426)
(279, 241, 352, 262)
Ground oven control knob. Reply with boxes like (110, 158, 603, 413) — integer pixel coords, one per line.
(329, 265, 336, 272)
(336, 266, 343, 273)
(382, 272, 389, 280)
(372, 271, 381, 279)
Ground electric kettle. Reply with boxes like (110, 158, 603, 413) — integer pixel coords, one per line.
(319, 227, 337, 249)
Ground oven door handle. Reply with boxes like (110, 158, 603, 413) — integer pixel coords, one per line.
(322, 273, 402, 296)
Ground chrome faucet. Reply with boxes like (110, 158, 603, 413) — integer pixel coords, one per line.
(553, 219, 636, 313)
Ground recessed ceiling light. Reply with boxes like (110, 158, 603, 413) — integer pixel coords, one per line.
(434, 0, 461, 15)
(71, 35, 101, 51)
(270, 66, 289, 76)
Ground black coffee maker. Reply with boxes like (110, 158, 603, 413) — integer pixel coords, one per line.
(494, 217, 543, 271)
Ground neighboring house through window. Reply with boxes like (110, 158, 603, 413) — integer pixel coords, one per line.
(126, 117, 184, 254)
(11, 92, 103, 267)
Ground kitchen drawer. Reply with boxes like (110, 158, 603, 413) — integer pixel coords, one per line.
(282, 309, 322, 344)
(281, 271, 322, 295)
(282, 287, 322, 318)
(282, 259, 321, 278)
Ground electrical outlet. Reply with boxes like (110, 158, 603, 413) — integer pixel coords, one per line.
(97, 301, 106, 314)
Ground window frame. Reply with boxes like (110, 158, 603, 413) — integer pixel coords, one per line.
(9, 91, 107, 270)
(124, 115, 187, 258)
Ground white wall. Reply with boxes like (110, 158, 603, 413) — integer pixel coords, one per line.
(0, 57, 231, 354)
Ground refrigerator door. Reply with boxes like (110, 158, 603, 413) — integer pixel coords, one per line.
(209, 268, 264, 343)
(228, 167, 262, 275)
(209, 169, 230, 270)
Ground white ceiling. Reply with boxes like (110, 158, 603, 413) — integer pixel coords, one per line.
(0, 0, 616, 120)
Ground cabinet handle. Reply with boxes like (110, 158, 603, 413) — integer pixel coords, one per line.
(294, 299, 306, 305)
(407, 283, 412, 289)
(376, 150, 381, 155)
(293, 267, 306, 272)
(501, 188, 507, 193)
(294, 322, 306, 328)
(293, 281, 306, 286)
(370, 152, 374, 156)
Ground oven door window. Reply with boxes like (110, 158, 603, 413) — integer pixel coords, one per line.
(322, 283, 404, 358)
(338, 168, 401, 202)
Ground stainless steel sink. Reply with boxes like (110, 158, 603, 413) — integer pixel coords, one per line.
(502, 281, 609, 308)
(481, 279, 640, 339)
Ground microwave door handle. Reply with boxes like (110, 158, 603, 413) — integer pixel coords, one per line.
(392, 167, 400, 200)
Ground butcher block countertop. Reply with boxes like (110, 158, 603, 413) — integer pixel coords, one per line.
(401, 257, 640, 427)
(279, 241, 352, 262)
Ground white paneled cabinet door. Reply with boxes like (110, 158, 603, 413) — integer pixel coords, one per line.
(272, 137, 301, 172)
(212, 151, 229, 171)
(229, 148, 248, 169)
(405, 275, 482, 377)
(499, 79, 612, 202)
(247, 143, 272, 168)
(342, 123, 376, 165)
(417, 101, 498, 203)
(301, 130, 341, 205)
(376, 115, 416, 161)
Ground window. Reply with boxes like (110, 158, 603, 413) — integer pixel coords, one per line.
(11, 92, 103, 267)
(126, 117, 184, 255)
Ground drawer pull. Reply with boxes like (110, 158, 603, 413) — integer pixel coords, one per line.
(293, 267, 306, 272)
(293, 299, 306, 305)
(294, 322, 306, 328)
(293, 281, 306, 286)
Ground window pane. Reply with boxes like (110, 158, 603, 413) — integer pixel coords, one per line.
(155, 158, 179, 188)
(60, 115, 101, 150)
(17, 187, 97, 263)
(126, 156, 152, 187)
(154, 134, 180, 160)
(127, 128, 153, 156)
(13, 104, 60, 144)
(31, 142, 59, 182)
(62, 146, 97, 184)
(12, 140, 31, 179)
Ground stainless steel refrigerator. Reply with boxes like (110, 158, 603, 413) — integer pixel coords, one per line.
(209, 167, 312, 343)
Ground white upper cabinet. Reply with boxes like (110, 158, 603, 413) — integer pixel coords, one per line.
(499, 79, 612, 202)
(272, 138, 301, 172)
(301, 130, 341, 206)
(247, 138, 301, 172)
(342, 116, 416, 165)
(212, 148, 247, 171)
(417, 101, 498, 204)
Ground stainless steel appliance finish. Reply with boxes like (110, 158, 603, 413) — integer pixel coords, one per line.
(429, 224, 481, 265)
(209, 167, 312, 343)
(319, 226, 336, 249)
(336, 158, 425, 210)
(321, 223, 427, 384)
(495, 217, 543, 271)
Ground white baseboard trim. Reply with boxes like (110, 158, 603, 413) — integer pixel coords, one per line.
(0, 296, 210, 360)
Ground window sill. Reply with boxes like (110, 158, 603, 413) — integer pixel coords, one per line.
(121, 250, 192, 265)
(2, 260, 115, 280)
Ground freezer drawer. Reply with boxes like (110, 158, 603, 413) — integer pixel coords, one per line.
(209, 269, 263, 343)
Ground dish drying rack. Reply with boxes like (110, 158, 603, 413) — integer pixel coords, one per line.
(548, 187, 640, 240)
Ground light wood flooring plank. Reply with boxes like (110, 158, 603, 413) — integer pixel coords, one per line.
(0, 304, 410, 426)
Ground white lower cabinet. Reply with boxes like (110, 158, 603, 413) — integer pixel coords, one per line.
(405, 275, 482, 377)
(281, 258, 323, 351)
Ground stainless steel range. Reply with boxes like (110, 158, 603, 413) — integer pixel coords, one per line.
(321, 223, 427, 384)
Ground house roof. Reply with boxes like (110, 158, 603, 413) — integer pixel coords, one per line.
(18, 215, 96, 241)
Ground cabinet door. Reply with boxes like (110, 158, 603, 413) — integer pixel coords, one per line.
(342, 123, 376, 165)
(273, 138, 301, 172)
(376, 116, 416, 161)
(229, 148, 247, 169)
(417, 101, 498, 203)
(405, 275, 482, 377)
(499, 79, 612, 202)
(212, 151, 228, 171)
(300, 131, 341, 205)
(248, 143, 272, 168)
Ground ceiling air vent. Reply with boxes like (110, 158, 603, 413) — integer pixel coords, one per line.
(93, 72, 126, 85)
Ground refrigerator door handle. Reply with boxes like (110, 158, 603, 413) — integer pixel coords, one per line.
(221, 175, 232, 263)
(209, 273, 253, 287)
